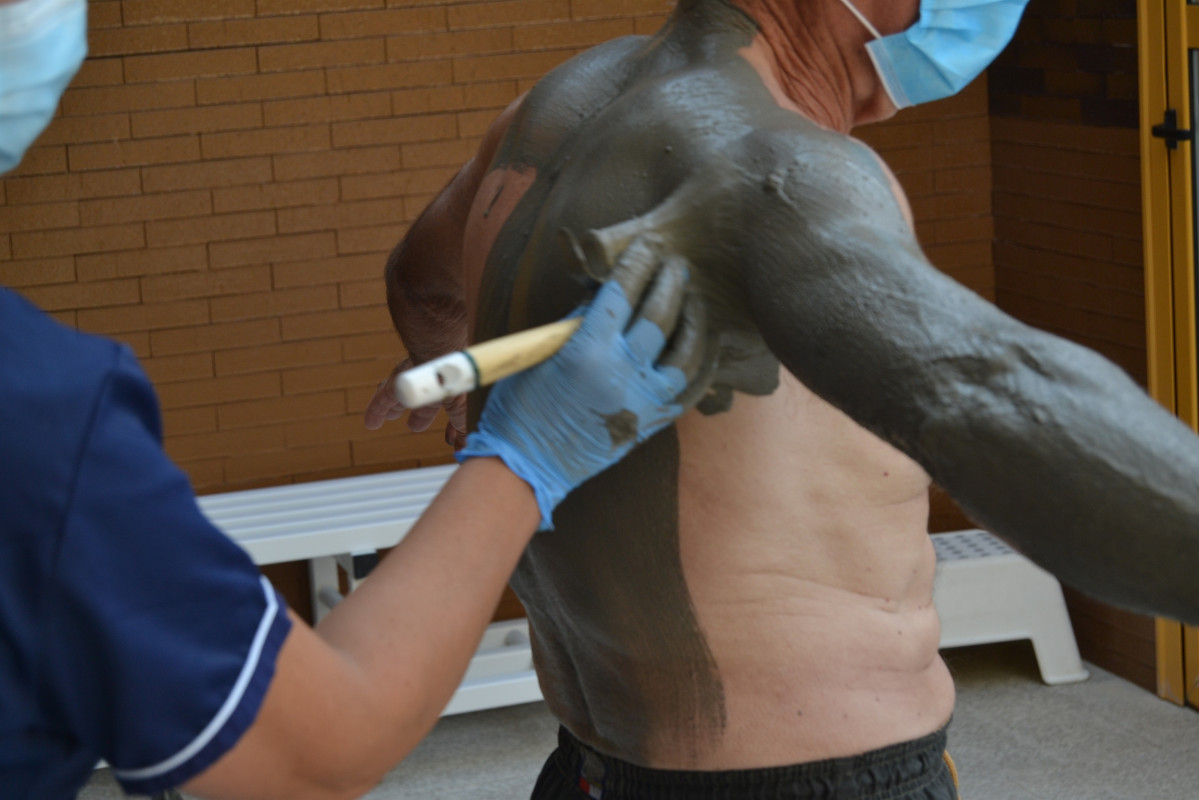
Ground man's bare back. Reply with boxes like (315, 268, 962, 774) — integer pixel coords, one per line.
(371, 0, 1199, 787)
(446, 1, 954, 769)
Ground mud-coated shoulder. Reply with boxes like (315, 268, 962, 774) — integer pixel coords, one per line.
(493, 36, 652, 170)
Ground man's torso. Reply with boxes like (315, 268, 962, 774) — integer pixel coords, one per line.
(459, 7, 954, 769)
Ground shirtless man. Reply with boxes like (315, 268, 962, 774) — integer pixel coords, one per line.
(365, 0, 1199, 796)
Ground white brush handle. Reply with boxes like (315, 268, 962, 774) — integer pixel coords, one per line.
(394, 318, 582, 409)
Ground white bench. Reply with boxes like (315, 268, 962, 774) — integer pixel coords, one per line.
(197, 464, 542, 716)
(197, 468, 1086, 721)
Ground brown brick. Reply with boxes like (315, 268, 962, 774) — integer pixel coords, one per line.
(19, 279, 140, 311)
(150, 318, 281, 355)
(208, 231, 338, 269)
(132, 103, 263, 139)
(219, 392, 345, 429)
(863, 121, 935, 151)
(448, 0, 567, 28)
(167, 423, 283, 460)
(401, 138, 479, 169)
(47, 309, 77, 328)
(883, 140, 990, 173)
(337, 223, 405, 254)
(281, 306, 391, 341)
(511, 19, 631, 51)
(2, 170, 140, 205)
(0, 236, 9, 261)
(80, 190, 212, 226)
(89, 24, 190, 57)
(453, 50, 570, 83)
(214, 339, 342, 376)
(224, 443, 351, 485)
(263, 92, 391, 127)
(273, 145, 400, 181)
(12, 224, 145, 259)
(283, 359, 387, 394)
(77, 244, 209, 281)
(69, 136, 201, 171)
(339, 278, 386, 307)
(910, 191, 991, 222)
(161, 406, 218, 436)
(278, 197, 405, 235)
(260, 38, 386, 73)
(142, 157, 273, 193)
(210, 286, 340, 322)
(391, 81, 516, 115)
(8, 147, 68, 176)
(90, 1, 124, 28)
(0, 201, 80, 232)
(188, 16, 320, 48)
(202, 124, 331, 160)
(272, 252, 386, 288)
(142, 265, 272, 302)
(258, 0, 381, 14)
(573, 0, 669, 17)
(38, 114, 132, 146)
(117, 331, 152, 356)
(122, 0, 256, 26)
(342, 331, 399, 362)
(62, 82, 196, 116)
(73, 59, 126, 88)
(934, 166, 992, 195)
(0, 257, 76, 288)
(197, 70, 327, 106)
(458, 108, 504, 138)
(352, 427, 450, 465)
(147, 211, 276, 248)
(141, 352, 216, 383)
(326, 60, 452, 94)
(634, 14, 669, 34)
(387, 28, 512, 61)
(319, 7, 445, 39)
(934, 216, 994, 244)
(77, 298, 209, 334)
(286, 413, 383, 448)
(179, 457, 225, 492)
(922, 240, 993, 272)
(330, 112, 456, 149)
(213, 178, 340, 214)
(339, 167, 450, 201)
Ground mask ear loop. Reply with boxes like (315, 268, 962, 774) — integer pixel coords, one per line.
(834, 0, 883, 40)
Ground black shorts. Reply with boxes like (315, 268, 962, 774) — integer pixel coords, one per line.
(530, 725, 959, 800)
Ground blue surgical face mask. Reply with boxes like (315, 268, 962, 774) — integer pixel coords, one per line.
(0, 0, 88, 174)
(837, 0, 1030, 109)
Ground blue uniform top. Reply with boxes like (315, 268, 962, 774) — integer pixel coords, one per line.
(0, 288, 292, 798)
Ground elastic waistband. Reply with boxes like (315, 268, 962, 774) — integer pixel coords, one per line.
(553, 725, 950, 800)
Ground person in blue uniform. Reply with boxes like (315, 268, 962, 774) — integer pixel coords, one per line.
(0, 1, 711, 798)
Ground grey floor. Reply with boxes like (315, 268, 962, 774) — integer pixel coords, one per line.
(82, 641, 1199, 799)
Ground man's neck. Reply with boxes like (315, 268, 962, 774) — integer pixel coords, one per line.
(674, 0, 883, 133)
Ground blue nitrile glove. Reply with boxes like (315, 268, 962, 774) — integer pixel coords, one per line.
(457, 236, 710, 530)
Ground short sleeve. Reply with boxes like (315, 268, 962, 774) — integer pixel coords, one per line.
(41, 347, 292, 795)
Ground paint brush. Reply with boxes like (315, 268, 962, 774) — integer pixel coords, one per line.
(393, 318, 582, 409)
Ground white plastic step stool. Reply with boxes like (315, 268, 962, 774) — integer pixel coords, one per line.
(932, 529, 1089, 685)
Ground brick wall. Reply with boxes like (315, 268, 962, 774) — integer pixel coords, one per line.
(0, 0, 676, 499)
(988, 0, 1155, 691)
(1, 2, 994, 615)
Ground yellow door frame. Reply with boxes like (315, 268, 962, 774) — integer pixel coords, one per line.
(1137, 0, 1199, 708)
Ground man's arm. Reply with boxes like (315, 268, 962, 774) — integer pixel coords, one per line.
(364, 97, 525, 440)
(739, 132, 1199, 624)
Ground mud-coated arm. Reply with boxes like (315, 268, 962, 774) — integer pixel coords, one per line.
(365, 97, 525, 436)
(739, 135, 1199, 625)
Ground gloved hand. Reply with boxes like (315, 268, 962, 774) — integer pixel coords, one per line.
(457, 234, 711, 529)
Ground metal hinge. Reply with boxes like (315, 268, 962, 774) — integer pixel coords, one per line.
(1152, 109, 1193, 150)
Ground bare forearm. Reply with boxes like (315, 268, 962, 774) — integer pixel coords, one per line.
(314, 458, 538, 757)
